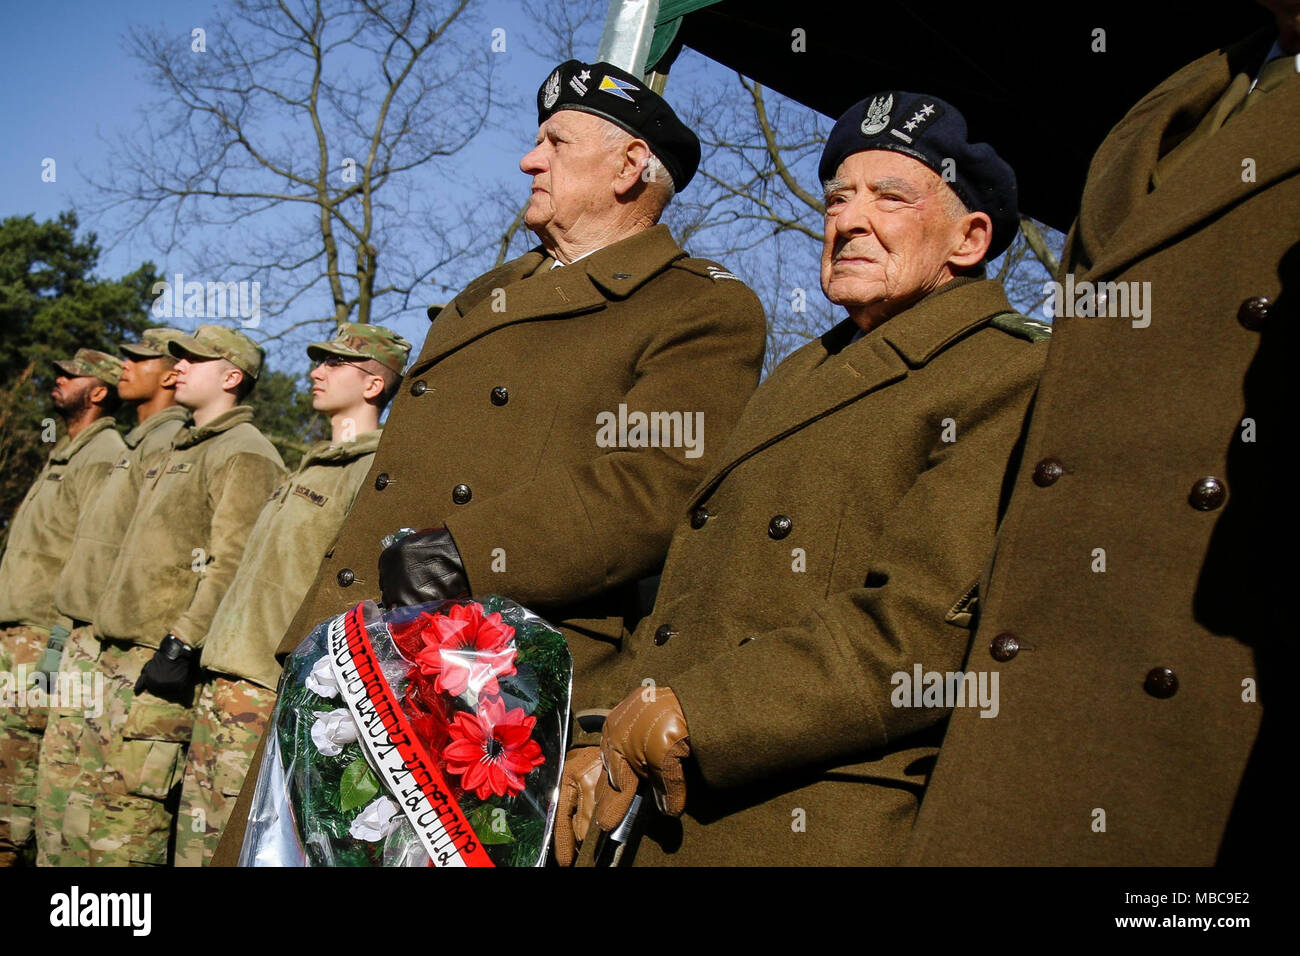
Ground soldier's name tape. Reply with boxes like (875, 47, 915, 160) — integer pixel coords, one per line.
(329, 605, 494, 867)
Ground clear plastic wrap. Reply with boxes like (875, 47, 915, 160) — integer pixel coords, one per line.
(238, 596, 572, 866)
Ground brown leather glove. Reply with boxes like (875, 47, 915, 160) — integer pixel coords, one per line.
(552, 747, 603, 866)
(594, 686, 690, 832)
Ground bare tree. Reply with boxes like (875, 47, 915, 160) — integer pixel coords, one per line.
(88, 0, 499, 341)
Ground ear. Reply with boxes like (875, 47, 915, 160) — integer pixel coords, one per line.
(361, 373, 386, 403)
(89, 383, 110, 406)
(612, 137, 653, 198)
(159, 367, 180, 389)
(949, 211, 994, 269)
(223, 366, 246, 395)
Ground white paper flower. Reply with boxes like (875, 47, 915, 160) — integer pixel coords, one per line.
(305, 655, 339, 698)
(349, 796, 402, 843)
(310, 708, 360, 756)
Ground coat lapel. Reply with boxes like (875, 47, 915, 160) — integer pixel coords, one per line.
(1074, 31, 1298, 281)
(689, 279, 1010, 504)
(411, 225, 688, 371)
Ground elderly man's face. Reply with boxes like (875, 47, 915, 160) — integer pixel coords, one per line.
(821, 150, 972, 324)
(520, 111, 623, 244)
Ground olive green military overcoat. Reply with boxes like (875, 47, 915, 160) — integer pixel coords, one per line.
(909, 30, 1296, 865)
(213, 223, 766, 864)
(603, 278, 1046, 866)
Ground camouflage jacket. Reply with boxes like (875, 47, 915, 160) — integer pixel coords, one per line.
(201, 429, 381, 689)
(54, 405, 191, 625)
(94, 406, 285, 650)
(0, 417, 124, 627)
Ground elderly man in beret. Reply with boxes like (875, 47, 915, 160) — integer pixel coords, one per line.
(554, 91, 1051, 866)
(212, 60, 766, 864)
(0, 349, 125, 866)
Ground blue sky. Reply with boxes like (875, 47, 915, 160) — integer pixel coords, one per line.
(0, 0, 638, 372)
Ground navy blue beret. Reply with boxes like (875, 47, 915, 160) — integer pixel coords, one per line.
(818, 91, 1019, 260)
(537, 60, 701, 192)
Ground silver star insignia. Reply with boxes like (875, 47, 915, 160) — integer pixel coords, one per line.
(920, 104, 935, 117)
(904, 119, 919, 131)
(579, 70, 591, 82)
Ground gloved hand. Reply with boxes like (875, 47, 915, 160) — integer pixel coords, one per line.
(553, 747, 603, 866)
(378, 526, 469, 608)
(134, 635, 198, 706)
(594, 686, 691, 833)
(31, 624, 70, 689)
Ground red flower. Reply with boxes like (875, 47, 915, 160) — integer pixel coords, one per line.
(403, 602, 518, 699)
(442, 696, 545, 799)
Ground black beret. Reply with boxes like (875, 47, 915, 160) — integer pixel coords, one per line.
(818, 91, 1019, 260)
(536, 59, 701, 192)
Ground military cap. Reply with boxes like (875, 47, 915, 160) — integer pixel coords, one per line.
(537, 59, 701, 192)
(120, 328, 189, 360)
(819, 91, 1019, 260)
(168, 324, 265, 380)
(52, 348, 124, 386)
(307, 322, 413, 375)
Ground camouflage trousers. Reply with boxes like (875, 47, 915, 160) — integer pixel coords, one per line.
(32, 625, 108, 866)
(0, 624, 50, 867)
(174, 677, 275, 867)
(34, 640, 196, 866)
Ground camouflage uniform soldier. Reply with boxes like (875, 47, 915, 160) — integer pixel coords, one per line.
(34, 329, 191, 866)
(87, 325, 284, 866)
(174, 323, 410, 866)
(0, 349, 124, 866)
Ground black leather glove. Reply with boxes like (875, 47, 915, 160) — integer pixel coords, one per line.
(378, 526, 470, 608)
(134, 635, 198, 706)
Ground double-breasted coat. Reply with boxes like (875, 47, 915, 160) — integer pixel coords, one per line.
(600, 277, 1047, 866)
(214, 223, 766, 863)
(908, 30, 1297, 865)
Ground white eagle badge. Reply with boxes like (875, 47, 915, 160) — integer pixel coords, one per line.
(860, 94, 893, 135)
(543, 70, 561, 109)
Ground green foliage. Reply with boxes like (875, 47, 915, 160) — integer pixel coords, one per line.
(0, 211, 159, 549)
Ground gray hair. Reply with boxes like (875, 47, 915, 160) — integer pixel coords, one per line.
(601, 122, 675, 204)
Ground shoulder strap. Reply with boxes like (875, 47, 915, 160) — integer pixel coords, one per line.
(989, 310, 1052, 343)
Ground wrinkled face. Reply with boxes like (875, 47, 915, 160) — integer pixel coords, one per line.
(51, 375, 99, 416)
(173, 356, 238, 409)
(519, 110, 622, 245)
(821, 150, 969, 322)
(310, 356, 373, 414)
(117, 356, 173, 402)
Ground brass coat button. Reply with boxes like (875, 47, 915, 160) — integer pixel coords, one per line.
(1189, 476, 1225, 511)
(690, 507, 709, 529)
(409, 379, 428, 396)
(337, 568, 355, 587)
(1032, 458, 1064, 487)
(989, 632, 1021, 662)
(1144, 666, 1178, 698)
(654, 624, 675, 646)
(374, 473, 390, 490)
(452, 484, 472, 505)
(1237, 296, 1270, 331)
(490, 386, 509, 406)
(768, 514, 792, 539)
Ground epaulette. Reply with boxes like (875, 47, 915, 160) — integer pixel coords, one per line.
(672, 257, 745, 282)
(988, 310, 1052, 343)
